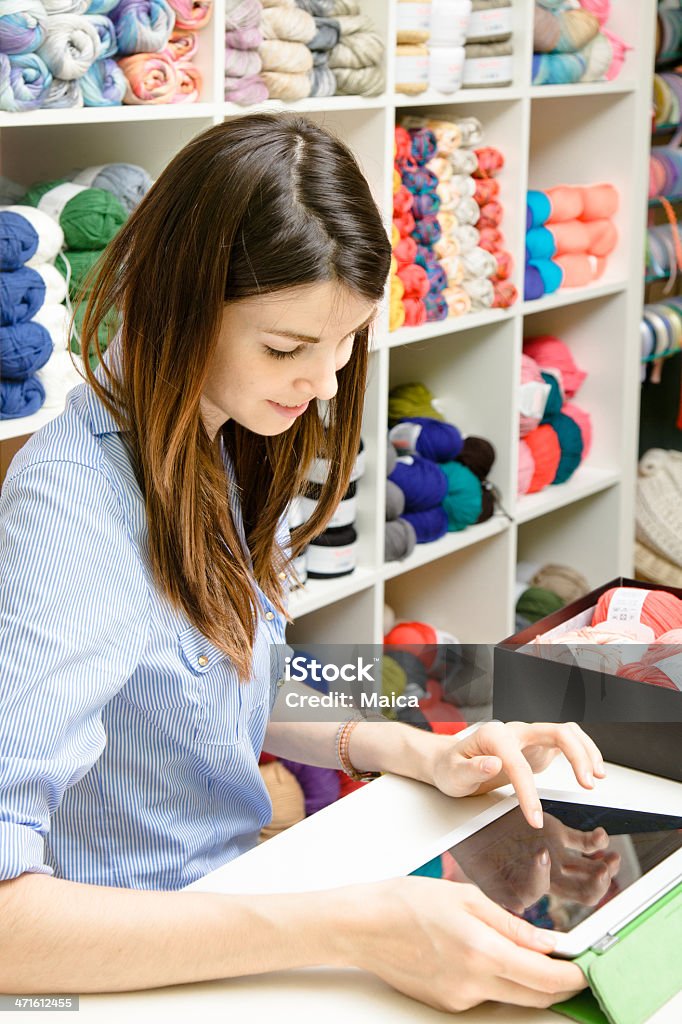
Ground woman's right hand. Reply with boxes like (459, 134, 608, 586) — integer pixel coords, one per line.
(344, 876, 587, 1014)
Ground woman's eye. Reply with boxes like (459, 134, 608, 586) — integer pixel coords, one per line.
(265, 346, 301, 360)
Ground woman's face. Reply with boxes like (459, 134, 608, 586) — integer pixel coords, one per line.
(200, 281, 377, 439)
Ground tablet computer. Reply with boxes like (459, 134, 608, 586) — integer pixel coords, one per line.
(408, 792, 682, 958)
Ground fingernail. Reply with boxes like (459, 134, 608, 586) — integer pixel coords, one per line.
(596, 761, 606, 776)
(536, 929, 558, 950)
(482, 758, 496, 774)
(538, 848, 549, 866)
(532, 810, 543, 829)
(584, 771, 594, 787)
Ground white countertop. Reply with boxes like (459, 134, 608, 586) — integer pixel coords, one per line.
(12, 755, 682, 1023)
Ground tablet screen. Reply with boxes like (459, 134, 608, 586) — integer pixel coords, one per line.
(410, 801, 682, 933)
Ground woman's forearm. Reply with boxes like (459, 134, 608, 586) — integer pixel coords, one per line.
(263, 719, 449, 784)
(0, 872, 364, 995)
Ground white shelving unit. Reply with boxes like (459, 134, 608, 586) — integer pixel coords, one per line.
(0, 1, 655, 647)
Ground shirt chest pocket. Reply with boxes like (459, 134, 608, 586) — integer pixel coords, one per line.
(120, 626, 249, 748)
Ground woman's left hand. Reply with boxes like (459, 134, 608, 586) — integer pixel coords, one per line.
(429, 721, 606, 829)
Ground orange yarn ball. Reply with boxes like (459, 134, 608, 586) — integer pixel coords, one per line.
(616, 661, 680, 690)
(592, 587, 682, 638)
(385, 621, 438, 669)
(524, 424, 561, 493)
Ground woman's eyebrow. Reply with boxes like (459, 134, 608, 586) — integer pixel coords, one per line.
(263, 313, 377, 345)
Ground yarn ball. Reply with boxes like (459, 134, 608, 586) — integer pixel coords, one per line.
(382, 647, 429, 694)
(441, 461, 483, 532)
(0, 266, 45, 325)
(388, 382, 445, 425)
(531, 564, 590, 605)
(0, 210, 39, 271)
(0, 321, 53, 379)
(616, 660, 681, 691)
(279, 759, 340, 818)
(592, 587, 682, 638)
(540, 371, 564, 418)
(524, 425, 562, 493)
(520, 353, 549, 437)
(383, 603, 396, 635)
(562, 402, 592, 459)
(385, 479, 405, 520)
(23, 180, 127, 251)
(381, 653, 406, 702)
(385, 518, 417, 561)
(71, 163, 153, 215)
(544, 412, 584, 484)
(516, 586, 565, 623)
(386, 440, 398, 477)
(389, 455, 448, 513)
(389, 417, 463, 463)
(258, 761, 306, 841)
(527, 190, 551, 228)
(526, 226, 557, 261)
(518, 439, 535, 496)
(402, 507, 449, 543)
(456, 436, 495, 480)
(523, 335, 587, 398)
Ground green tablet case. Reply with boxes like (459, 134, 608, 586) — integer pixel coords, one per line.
(552, 882, 682, 1024)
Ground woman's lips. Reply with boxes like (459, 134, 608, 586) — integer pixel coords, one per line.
(267, 400, 310, 418)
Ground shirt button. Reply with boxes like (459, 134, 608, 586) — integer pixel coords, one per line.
(278, 571, 287, 581)
(197, 655, 209, 667)
(265, 611, 275, 621)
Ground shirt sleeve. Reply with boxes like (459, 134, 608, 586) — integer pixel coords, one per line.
(0, 459, 150, 881)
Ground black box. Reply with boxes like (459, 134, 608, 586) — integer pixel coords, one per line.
(494, 577, 682, 782)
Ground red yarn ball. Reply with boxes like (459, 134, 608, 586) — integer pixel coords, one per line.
(474, 178, 500, 205)
(478, 201, 503, 229)
(394, 235, 418, 268)
(402, 297, 427, 325)
(616, 661, 680, 691)
(592, 587, 682, 638)
(393, 211, 416, 238)
(398, 263, 430, 299)
(393, 185, 414, 216)
(385, 621, 438, 670)
(524, 425, 561, 493)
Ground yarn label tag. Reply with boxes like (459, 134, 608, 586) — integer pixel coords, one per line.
(466, 7, 512, 41)
(604, 588, 648, 626)
(389, 422, 422, 455)
(396, 3, 432, 33)
(395, 53, 430, 85)
(652, 654, 682, 691)
(306, 542, 357, 575)
(37, 183, 88, 222)
(73, 166, 108, 189)
(462, 55, 513, 87)
(520, 381, 552, 419)
(298, 493, 357, 529)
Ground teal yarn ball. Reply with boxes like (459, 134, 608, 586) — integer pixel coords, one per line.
(530, 257, 563, 294)
(540, 371, 563, 417)
(545, 412, 584, 484)
(526, 226, 557, 261)
(441, 461, 482, 531)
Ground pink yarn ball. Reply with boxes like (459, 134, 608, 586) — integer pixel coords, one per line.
(520, 353, 545, 437)
(523, 335, 587, 399)
(518, 439, 535, 495)
(579, 0, 610, 27)
(562, 402, 592, 458)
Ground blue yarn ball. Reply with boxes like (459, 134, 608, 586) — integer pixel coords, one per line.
(389, 454, 448, 512)
(400, 417, 464, 463)
(0, 321, 52, 380)
(0, 211, 39, 271)
(402, 507, 449, 543)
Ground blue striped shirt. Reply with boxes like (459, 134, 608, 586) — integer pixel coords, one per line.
(0, 381, 289, 890)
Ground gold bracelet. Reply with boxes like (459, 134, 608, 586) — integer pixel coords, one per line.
(336, 719, 381, 782)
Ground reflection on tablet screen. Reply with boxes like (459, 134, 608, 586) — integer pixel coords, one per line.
(410, 802, 682, 932)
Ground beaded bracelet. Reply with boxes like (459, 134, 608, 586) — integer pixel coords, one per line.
(335, 718, 381, 782)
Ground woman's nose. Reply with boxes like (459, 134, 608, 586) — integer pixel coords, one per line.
(296, 354, 338, 402)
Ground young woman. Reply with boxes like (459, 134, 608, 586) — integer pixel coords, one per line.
(0, 113, 604, 1011)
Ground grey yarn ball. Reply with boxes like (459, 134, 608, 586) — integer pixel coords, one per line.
(385, 479, 405, 521)
(386, 440, 398, 475)
(385, 518, 416, 562)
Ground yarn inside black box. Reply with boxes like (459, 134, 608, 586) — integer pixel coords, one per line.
(494, 577, 682, 782)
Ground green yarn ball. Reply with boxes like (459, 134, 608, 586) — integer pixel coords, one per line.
(56, 250, 105, 298)
(441, 461, 482, 531)
(545, 412, 584, 484)
(388, 382, 445, 427)
(23, 179, 127, 251)
(516, 586, 564, 623)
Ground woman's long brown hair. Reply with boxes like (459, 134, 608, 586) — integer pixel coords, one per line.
(79, 114, 391, 680)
